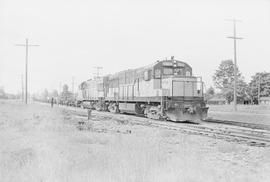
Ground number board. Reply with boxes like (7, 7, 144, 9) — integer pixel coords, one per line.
(163, 61, 173, 66)
(177, 62, 185, 67)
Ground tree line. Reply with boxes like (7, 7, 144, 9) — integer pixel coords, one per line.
(34, 84, 76, 105)
(206, 60, 270, 104)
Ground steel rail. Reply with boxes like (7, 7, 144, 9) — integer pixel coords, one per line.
(64, 107, 270, 147)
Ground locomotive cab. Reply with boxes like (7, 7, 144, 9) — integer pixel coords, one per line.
(146, 57, 208, 122)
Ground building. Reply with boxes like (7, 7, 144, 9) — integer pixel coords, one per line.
(207, 96, 226, 105)
(259, 97, 270, 105)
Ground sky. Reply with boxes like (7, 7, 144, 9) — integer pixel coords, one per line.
(1, 0, 270, 94)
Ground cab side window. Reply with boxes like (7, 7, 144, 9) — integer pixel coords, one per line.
(155, 69, 161, 78)
(144, 70, 150, 81)
(163, 68, 173, 75)
(186, 71, 191, 76)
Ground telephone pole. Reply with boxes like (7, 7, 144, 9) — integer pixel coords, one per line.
(21, 74, 24, 102)
(93, 66, 103, 78)
(226, 19, 243, 111)
(15, 38, 39, 104)
(72, 76, 75, 96)
(59, 82, 62, 94)
(258, 75, 261, 105)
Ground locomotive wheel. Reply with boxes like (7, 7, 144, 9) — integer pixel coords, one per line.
(146, 112, 161, 120)
(145, 106, 162, 120)
(108, 103, 119, 113)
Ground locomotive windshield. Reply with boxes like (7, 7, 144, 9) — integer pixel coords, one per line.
(154, 60, 192, 78)
(163, 68, 173, 75)
(162, 67, 190, 76)
(174, 68, 184, 75)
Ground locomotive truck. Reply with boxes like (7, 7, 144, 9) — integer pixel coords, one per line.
(77, 57, 208, 122)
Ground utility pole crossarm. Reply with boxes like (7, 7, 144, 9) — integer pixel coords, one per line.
(14, 44, 26, 46)
(225, 19, 242, 23)
(15, 44, 40, 46)
(227, 36, 243, 40)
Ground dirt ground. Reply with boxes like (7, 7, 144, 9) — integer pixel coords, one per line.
(1, 100, 270, 182)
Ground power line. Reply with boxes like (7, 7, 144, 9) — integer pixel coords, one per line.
(226, 19, 243, 111)
(15, 38, 39, 104)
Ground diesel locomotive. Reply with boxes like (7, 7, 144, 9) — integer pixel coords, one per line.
(77, 57, 208, 122)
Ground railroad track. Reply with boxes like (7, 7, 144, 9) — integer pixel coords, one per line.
(203, 118, 270, 131)
(149, 121, 270, 147)
(65, 107, 270, 147)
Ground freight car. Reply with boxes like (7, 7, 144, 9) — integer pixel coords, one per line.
(77, 57, 208, 122)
